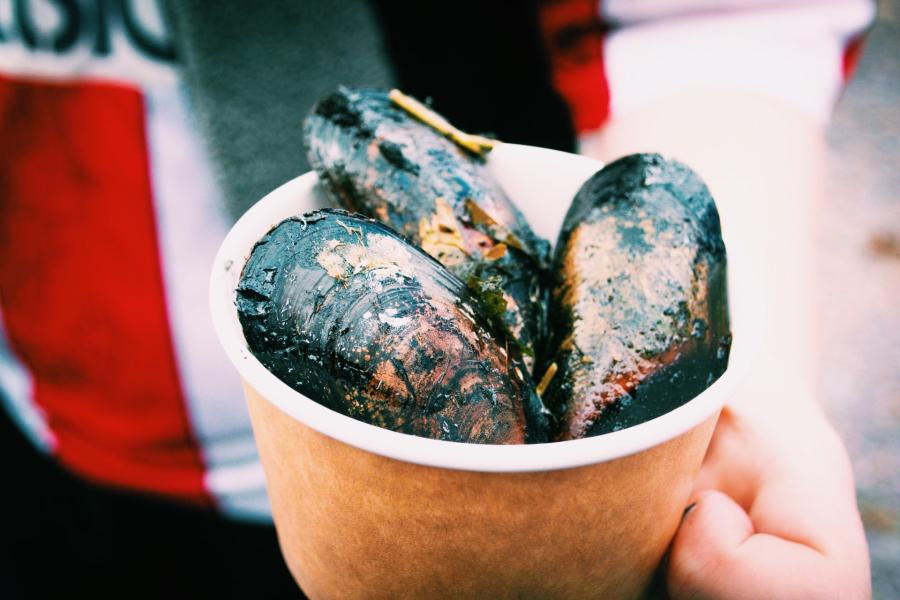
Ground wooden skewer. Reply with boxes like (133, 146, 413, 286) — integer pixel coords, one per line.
(388, 89, 496, 156)
(536, 362, 558, 398)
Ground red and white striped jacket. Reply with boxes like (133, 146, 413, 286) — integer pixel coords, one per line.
(0, 0, 268, 520)
(0, 0, 873, 522)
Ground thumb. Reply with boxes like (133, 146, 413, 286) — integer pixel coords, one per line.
(667, 490, 753, 599)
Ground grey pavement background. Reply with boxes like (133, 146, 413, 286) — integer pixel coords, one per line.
(820, 2, 900, 596)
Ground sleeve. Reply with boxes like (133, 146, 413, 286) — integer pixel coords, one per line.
(540, 0, 876, 134)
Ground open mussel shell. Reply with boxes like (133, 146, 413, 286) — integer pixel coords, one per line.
(303, 87, 549, 373)
(236, 209, 548, 444)
(542, 154, 732, 440)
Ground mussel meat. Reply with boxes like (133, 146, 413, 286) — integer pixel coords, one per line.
(303, 88, 550, 372)
(542, 154, 732, 440)
(236, 209, 548, 444)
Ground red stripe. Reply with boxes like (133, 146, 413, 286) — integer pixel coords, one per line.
(841, 32, 867, 82)
(0, 75, 210, 504)
(539, 0, 611, 133)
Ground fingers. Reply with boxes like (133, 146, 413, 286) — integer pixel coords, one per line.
(671, 401, 870, 598)
(667, 491, 870, 600)
(667, 490, 752, 599)
(698, 405, 865, 560)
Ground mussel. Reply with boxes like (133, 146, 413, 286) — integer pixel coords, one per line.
(303, 88, 550, 372)
(542, 154, 731, 440)
(236, 209, 548, 444)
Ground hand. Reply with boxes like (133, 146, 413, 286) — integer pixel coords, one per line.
(666, 402, 871, 599)
(582, 88, 870, 599)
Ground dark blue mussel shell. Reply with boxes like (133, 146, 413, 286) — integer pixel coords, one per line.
(304, 88, 550, 373)
(236, 209, 548, 444)
(542, 154, 731, 440)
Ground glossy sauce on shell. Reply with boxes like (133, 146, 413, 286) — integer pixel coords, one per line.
(303, 88, 549, 372)
(542, 154, 731, 440)
(236, 209, 548, 444)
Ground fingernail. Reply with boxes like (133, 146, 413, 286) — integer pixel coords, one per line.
(682, 502, 697, 519)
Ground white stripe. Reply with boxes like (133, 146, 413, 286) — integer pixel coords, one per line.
(0, 304, 56, 452)
(143, 82, 272, 522)
(602, 1, 874, 127)
(0, 0, 177, 86)
(602, 0, 864, 24)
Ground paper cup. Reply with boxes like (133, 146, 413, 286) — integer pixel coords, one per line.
(210, 144, 764, 599)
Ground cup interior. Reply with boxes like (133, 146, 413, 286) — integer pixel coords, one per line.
(209, 144, 765, 472)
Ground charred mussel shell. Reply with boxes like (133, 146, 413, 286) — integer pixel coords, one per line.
(236, 209, 548, 444)
(542, 154, 732, 440)
(303, 88, 549, 372)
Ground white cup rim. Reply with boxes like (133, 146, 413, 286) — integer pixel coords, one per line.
(209, 144, 765, 473)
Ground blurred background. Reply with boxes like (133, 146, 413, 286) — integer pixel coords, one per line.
(820, 1, 900, 595)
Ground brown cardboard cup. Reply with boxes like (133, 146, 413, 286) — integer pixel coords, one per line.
(210, 144, 763, 599)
